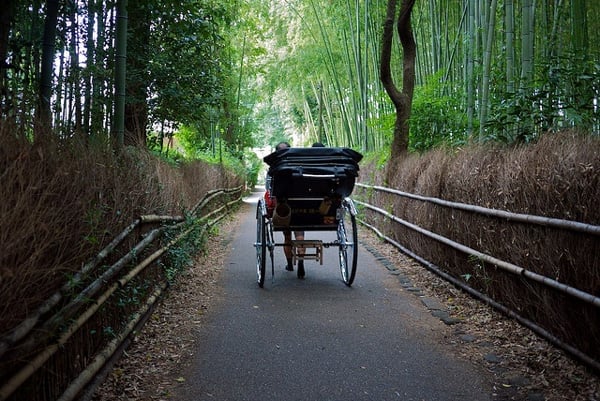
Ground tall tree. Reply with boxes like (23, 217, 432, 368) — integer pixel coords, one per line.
(465, 0, 476, 136)
(83, 0, 96, 135)
(520, 0, 534, 136)
(113, 0, 128, 149)
(479, 0, 498, 137)
(36, 0, 60, 136)
(91, 0, 107, 137)
(505, 0, 515, 95)
(124, 0, 150, 146)
(520, 0, 534, 92)
(0, 0, 16, 119)
(380, 0, 416, 168)
(67, 0, 83, 135)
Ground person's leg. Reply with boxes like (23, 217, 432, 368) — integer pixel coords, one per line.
(295, 231, 305, 278)
(283, 231, 293, 271)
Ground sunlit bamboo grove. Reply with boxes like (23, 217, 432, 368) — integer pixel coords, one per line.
(0, 0, 598, 156)
(253, 0, 599, 152)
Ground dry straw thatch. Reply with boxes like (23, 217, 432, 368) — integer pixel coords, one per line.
(0, 124, 241, 337)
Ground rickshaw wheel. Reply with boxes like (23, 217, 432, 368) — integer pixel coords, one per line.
(337, 198, 358, 286)
(256, 200, 267, 287)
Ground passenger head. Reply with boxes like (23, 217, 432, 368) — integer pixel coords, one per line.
(312, 142, 325, 147)
(275, 141, 291, 151)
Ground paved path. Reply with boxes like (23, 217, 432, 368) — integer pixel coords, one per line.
(175, 191, 493, 401)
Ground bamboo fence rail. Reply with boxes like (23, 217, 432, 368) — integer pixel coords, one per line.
(356, 183, 600, 236)
(0, 220, 141, 358)
(354, 199, 600, 308)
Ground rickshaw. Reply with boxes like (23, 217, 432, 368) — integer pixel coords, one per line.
(255, 147, 363, 287)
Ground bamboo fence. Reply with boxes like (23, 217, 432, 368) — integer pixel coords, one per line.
(0, 185, 243, 401)
(354, 182, 600, 373)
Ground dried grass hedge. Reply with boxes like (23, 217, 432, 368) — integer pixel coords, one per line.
(357, 130, 600, 362)
(0, 124, 241, 336)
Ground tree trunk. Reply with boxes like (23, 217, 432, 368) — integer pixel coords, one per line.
(520, 0, 534, 91)
(0, 0, 15, 119)
(505, 0, 515, 94)
(91, 0, 105, 137)
(68, 0, 83, 135)
(83, 0, 95, 136)
(113, 0, 128, 149)
(520, 0, 535, 136)
(380, 0, 416, 172)
(478, 0, 497, 138)
(124, 0, 150, 147)
(36, 0, 60, 137)
(466, 0, 475, 136)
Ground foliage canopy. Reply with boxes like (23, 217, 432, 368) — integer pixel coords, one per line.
(0, 0, 598, 159)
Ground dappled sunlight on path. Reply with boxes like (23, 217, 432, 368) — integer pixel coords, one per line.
(242, 186, 265, 204)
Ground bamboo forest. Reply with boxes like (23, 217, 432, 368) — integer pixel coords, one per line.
(1, 0, 598, 158)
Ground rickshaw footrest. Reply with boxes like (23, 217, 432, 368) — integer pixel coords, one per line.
(291, 240, 323, 265)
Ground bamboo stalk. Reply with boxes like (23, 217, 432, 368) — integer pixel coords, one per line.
(1, 188, 241, 399)
(208, 200, 240, 226)
(478, 0, 498, 136)
(354, 199, 600, 308)
(13, 227, 165, 358)
(190, 188, 223, 214)
(200, 204, 227, 222)
(224, 185, 243, 194)
(56, 285, 166, 401)
(193, 191, 223, 216)
(118, 225, 201, 287)
(0, 219, 141, 359)
(139, 214, 184, 224)
(0, 279, 122, 400)
(0, 223, 204, 400)
(124, 193, 238, 291)
(3, 187, 238, 359)
(226, 197, 242, 209)
(46, 228, 165, 327)
(1, 214, 214, 399)
(356, 183, 600, 235)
